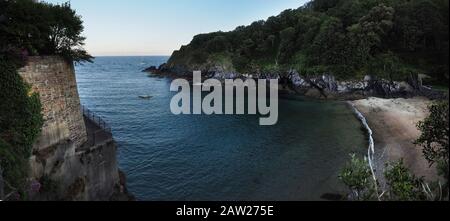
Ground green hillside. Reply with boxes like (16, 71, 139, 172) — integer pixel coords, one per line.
(166, 0, 449, 83)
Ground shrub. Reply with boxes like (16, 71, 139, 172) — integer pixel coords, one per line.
(384, 160, 427, 201)
(339, 154, 377, 200)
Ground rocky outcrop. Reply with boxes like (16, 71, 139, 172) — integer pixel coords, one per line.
(147, 63, 444, 100)
(142, 66, 157, 73)
(283, 70, 418, 99)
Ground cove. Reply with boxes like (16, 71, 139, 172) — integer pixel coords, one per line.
(75, 56, 367, 201)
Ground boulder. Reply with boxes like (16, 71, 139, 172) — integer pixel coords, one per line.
(321, 74, 338, 91)
(288, 70, 310, 87)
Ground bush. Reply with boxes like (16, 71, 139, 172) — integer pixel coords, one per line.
(384, 160, 427, 201)
(339, 154, 377, 200)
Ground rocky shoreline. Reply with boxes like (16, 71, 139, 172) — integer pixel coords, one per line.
(144, 64, 446, 101)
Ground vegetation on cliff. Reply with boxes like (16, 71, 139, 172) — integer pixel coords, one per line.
(0, 60, 43, 200)
(0, 0, 91, 200)
(166, 0, 448, 84)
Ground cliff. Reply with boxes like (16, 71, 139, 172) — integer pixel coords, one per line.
(17, 56, 132, 201)
(148, 0, 448, 98)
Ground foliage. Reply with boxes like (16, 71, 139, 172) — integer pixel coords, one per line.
(339, 154, 377, 200)
(0, 0, 93, 63)
(0, 0, 90, 199)
(167, 0, 449, 82)
(415, 101, 449, 191)
(339, 155, 432, 201)
(0, 60, 43, 199)
(384, 160, 427, 201)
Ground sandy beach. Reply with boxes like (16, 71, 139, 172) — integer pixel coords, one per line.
(351, 97, 437, 181)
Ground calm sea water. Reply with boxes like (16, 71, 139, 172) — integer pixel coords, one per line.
(75, 56, 367, 201)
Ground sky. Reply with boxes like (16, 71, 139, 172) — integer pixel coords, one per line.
(44, 0, 309, 56)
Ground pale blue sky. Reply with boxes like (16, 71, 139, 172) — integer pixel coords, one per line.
(44, 0, 308, 56)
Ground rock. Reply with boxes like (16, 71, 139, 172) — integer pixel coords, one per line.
(364, 75, 373, 82)
(109, 170, 135, 201)
(289, 72, 426, 99)
(304, 74, 339, 93)
(321, 74, 338, 91)
(157, 63, 190, 76)
(287, 70, 309, 87)
(203, 65, 240, 80)
(153, 61, 437, 99)
(142, 66, 157, 72)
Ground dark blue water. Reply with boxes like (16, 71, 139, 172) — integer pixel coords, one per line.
(75, 56, 367, 201)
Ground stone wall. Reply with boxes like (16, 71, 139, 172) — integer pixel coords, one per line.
(17, 56, 130, 201)
(18, 56, 87, 150)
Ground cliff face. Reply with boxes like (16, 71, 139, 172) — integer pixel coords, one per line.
(17, 56, 131, 201)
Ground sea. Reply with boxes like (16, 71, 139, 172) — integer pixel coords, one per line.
(75, 56, 367, 201)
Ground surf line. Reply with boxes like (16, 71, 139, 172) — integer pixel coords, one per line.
(348, 102, 380, 200)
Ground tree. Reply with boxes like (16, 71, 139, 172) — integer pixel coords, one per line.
(308, 17, 349, 74)
(206, 36, 229, 53)
(347, 4, 395, 69)
(278, 27, 296, 64)
(163, 0, 448, 83)
(367, 51, 407, 81)
(415, 101, 449, 191)
(0, 0, 92, 63)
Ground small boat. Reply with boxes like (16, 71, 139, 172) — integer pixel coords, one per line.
(139, 95, 153, 99)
